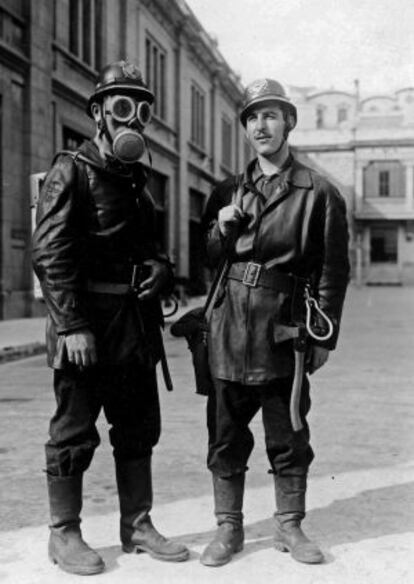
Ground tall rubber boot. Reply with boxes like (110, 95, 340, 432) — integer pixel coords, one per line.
(47, 474, 105, 575)
(115, 457, 189, 562)
(200, 474, 245, 567)
(273, 474, 324, 564)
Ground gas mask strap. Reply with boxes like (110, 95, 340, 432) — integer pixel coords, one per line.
(99, 102, 113, 144)
(143, 134, 153, 170)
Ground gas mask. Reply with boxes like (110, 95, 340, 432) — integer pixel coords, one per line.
(104, 95, 152, 164)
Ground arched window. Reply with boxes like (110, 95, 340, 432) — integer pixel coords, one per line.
(337, 105, 348, 123)
(316, 105, 325, 129)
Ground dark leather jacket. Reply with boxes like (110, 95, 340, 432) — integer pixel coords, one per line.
(32, 140, 170, 369)
(203, 155, 350, 384)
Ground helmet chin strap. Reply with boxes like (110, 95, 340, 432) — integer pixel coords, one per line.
(273, 128, 290, 157)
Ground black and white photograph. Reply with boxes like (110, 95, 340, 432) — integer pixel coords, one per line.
(0, 1, 412, 583)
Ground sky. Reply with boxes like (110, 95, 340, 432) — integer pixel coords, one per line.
(185, 0, 414, 97)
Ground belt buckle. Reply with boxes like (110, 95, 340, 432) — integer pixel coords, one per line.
(242, 262, 261, 287)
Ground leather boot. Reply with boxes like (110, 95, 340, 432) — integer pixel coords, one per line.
(273, 474, 324, 564)
(200, 474, 245, 567)
(47, 474, 105, 575)
(115, 457, 189, 562)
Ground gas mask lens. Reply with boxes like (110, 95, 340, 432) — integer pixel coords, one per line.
(109, 95, 152, 126)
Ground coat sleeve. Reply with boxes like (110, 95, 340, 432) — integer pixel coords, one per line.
(313, 178, 350, 349)
(139, 186, 174, 293)
(32, 154, 90, 334)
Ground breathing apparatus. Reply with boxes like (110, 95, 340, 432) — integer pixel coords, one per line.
(87, 60, 154, 164)
(103, 94, 152, 164)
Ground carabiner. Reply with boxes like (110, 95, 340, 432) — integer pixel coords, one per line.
(304, 288, 334, 341)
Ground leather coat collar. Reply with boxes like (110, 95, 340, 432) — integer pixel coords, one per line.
(242, 154, 313, 192)
(77, 139, 147, 181)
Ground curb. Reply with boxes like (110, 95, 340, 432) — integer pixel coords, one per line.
(0, 342, 46, 364)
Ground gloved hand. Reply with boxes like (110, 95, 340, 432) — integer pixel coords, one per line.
(217, 204, 246, 237)
(137, 259, 170, 300)
(306, 345, 329, 374)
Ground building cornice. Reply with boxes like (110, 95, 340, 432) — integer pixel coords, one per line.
(187, 159, 218, 185)
(52, 77, 89, 111)
(295, 138, 414, 152)
(0, 40, 29, 74)
(354, 211, 414, 221)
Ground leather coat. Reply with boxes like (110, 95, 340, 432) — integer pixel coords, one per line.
(203, 155, 350, 384)
(32, 140, 170, 369)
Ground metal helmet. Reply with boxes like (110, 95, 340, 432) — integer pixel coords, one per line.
(87, 60, 154, 118)
(240, 78, 297, 129)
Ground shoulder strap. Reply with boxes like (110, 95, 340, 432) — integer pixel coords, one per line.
(54, 150, 90, 205)
(203, 174, 245, 320)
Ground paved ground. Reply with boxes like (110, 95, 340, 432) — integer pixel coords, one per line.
(0, 286, 413, 583)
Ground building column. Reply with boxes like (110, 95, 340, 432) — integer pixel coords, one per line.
(405, 163, 414, 211)
(174, 28, 190, 282)
(355, 231, 363, 288)
(354, 161, 366, 213)
(209, 72, 219, 176)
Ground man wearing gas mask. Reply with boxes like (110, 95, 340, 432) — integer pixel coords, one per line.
(32, 61, 189, 575)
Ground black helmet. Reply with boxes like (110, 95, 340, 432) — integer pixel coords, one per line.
(240, 78, 297, 128)
(87, 60, 154, 117)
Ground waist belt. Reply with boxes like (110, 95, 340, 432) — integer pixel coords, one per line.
(87, 280, 131, 294)
(86, 263, 146, 294)
(227, 262, 307, 293)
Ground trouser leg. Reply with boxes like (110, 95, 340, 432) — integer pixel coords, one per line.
(45, 368, 101, 476)
(206, 378, 259, 476)
(104, 364, 188, 562)
(104, 365, 161, 461)
(260, 376, 322, 564)
(261, 375, 314, 476)
(202, 379, 258, 567)
(45, 368, 104, 574)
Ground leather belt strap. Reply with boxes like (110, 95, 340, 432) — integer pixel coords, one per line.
(227, 262, 306, 293)
(86, 279, 174, 392)
(87, 281, 131, 294)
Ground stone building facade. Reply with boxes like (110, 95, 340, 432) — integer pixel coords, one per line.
(290, 84, 414, 285)
(0, 0, 249, 319)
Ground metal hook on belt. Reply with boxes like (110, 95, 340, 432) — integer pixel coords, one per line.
(304, 287, 334, 341)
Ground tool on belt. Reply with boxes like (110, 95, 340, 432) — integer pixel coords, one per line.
(227, 261, 334, 432)
(288, 283, 334, 431)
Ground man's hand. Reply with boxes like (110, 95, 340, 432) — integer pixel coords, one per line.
(218, 204, 245, 237)
(65, 329, 97, 369)
(306, 345, 329, 374)
(137, 259, 169, 301)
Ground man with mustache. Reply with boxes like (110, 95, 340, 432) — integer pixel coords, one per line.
(200, 78, 350, 567)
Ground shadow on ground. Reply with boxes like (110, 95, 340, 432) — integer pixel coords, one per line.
(94, 481, 414, 568)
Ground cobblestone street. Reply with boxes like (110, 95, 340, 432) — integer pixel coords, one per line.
(0, 285, 413, 583)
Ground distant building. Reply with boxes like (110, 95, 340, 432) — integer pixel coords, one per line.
(290, 84, 414, 285)
(0, 0, 251, 319)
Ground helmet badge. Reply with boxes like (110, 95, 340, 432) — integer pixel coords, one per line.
(121, 60, 141, 81)
(248, 79, 270, 97)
